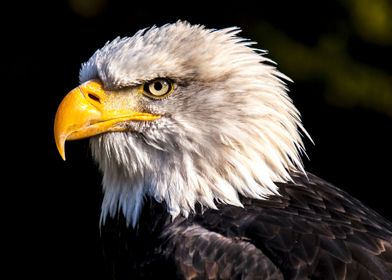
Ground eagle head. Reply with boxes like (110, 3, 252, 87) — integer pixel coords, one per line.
(54, 21, 307, 226)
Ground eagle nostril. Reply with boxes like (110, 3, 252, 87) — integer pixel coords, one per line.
(88, 93, 101, 104)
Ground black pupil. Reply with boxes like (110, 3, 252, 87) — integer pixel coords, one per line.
(154, 82, 163, 91)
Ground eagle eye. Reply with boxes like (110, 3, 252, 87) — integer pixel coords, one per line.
(143, 78, 173, 98)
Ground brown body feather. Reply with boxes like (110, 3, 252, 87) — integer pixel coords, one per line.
(101, 172, 392, 279)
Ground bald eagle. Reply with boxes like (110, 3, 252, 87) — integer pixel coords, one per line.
(54, 22, 392, 279)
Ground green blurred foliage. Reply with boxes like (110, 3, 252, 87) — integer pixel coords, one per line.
(251, 24, 392, 116)
(68, 0, 107, 18)
(250, 1, 392, 116)
(348, 0, 392, 45)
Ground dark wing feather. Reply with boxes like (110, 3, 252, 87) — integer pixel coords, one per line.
(163, 222, 283, 279)
(193, 172, 392, 279)
(101, 172, 392, 279)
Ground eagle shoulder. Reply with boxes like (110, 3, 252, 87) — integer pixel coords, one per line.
(193, 172, 392, 279)
(101, 173, 392, 279)
(163, 221, 283, 279)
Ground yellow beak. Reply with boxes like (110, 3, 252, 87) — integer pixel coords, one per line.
(54, 80, 160, 160)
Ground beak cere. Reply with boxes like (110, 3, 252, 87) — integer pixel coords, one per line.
(54, 80, 160, 160)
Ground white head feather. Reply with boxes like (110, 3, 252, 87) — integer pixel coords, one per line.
(79, 21, 309, 227)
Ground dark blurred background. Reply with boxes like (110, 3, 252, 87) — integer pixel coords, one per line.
(4, 0, 391, 279)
